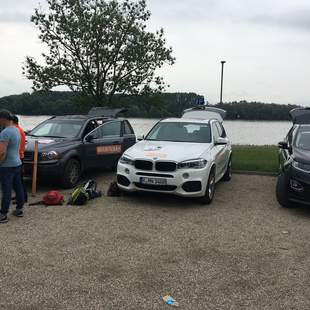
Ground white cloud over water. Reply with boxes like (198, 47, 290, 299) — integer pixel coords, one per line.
(0, 0, 310, 105)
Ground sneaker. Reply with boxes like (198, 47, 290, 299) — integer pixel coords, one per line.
(0, 214, 8, 224)
(12, 210, 24, 218)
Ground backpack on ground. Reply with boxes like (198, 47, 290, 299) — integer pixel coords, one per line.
(42, 191, 65, 206)
(84, 180, 102, 200)
(68, 180, 102, 206)
(107, 181, 121, 197)
(68, 186, 89, 206)
(29, 190, 64, 206)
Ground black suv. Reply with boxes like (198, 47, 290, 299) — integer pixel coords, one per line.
(277, 108, 310, 207)
(24, 108, 136, 188)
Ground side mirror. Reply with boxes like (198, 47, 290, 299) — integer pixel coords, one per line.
(214, 137, 227, 145)
(278, 141, 288, 149)
(85, 134, 95, 143)
(137, 135, 145, 141)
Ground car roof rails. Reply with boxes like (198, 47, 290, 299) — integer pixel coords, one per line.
(88, 107, 127, 118)
(182, 106, 227, 122)
(290, 108, 310, 124)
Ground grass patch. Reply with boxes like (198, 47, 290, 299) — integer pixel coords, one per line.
(232, 145, 279, 173)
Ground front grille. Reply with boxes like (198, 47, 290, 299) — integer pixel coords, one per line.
(135, 160, 153, 171)
(117, 175, 131, 187)
(134, 183, 177, 191)
(24, 152, 44, 162)
(182, 181, 202, 192)
(136, 172, 174, 178)
(155, 161, 177, 172)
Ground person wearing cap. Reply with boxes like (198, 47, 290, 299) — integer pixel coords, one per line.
(0, 110, 25, 223)
(12, 115, 28, 203)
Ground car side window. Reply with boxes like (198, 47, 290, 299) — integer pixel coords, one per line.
(92, 121, 121, 139)
(215, 122, 226, 138)
(212, 123, 220, 141)
(124, 121, 134, 135)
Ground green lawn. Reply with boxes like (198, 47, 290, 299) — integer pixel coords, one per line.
(232, 145, 279, 174)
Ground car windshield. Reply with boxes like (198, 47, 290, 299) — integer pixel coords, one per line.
(294, 125, 310, 151)
(145, 122, 211, 143)
(30, 120, 83, 138)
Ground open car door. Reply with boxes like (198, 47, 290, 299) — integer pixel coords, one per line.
(290, 108, 310, 124)
(83, 120, 124, 169)
(182, 106, 227, 122)
(88, 107, 127, 118)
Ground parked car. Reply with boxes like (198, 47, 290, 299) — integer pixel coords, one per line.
(24, 108, 136, 188)
(277, 108, 310, 207)
(117, 106, 232, 204)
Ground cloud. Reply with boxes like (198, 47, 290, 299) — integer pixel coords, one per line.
(0, 0, 310, 104)
(149, 0, 310, 31)
(249, 9, 310, 31)
(0, 11, 30, 23)
(0, 0, 38, 23)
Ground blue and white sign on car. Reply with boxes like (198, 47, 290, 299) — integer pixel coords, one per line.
(196, 96, 206, 106)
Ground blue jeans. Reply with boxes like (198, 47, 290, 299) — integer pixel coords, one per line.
(0, 166, 25, 215)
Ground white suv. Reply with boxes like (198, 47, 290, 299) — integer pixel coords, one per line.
(117, 107, 232, 204)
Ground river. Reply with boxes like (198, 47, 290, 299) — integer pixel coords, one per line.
(18, 116, 291, 146)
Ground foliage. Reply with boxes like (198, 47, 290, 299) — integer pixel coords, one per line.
(220, 101, 299, 121)
(23, 0, 175, 105)
(0, 91, 301, 120)
(232, 145, 279, 173)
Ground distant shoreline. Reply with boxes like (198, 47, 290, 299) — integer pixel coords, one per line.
(1, 90, 299, 121)
(18, 114, 292, 123)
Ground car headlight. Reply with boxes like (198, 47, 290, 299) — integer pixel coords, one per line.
(177, 158, 208, 169)
(41, 151, 60, 161)
(120, 155, 134, 166)
(292, 160, 310, 173)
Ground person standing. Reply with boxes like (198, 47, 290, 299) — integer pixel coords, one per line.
(0, 110, 25, 224)
(12, 115, 28, 203)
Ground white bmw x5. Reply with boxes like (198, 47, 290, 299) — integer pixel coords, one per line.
(117, 106, 232, 204)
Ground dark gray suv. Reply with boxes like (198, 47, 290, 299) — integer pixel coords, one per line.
(24, 109, 136, 188)
(277, 108, 310, 207)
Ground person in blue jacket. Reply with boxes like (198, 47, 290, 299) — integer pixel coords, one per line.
(0, 110, 25, 224)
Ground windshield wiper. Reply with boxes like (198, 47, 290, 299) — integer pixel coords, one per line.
(27, 134, 65, 138)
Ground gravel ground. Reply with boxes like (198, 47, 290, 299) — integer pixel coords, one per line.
(1, 174, 310, 310)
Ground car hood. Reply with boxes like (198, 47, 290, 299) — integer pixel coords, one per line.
(25, 136, 74, 152)
(293, 148, 310, 164)
(124, 140, 212, 162)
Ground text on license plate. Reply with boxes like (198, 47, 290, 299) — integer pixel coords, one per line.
(140, 177, 167, 186)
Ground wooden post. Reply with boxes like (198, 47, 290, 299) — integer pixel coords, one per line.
(32, 140, 39, 196)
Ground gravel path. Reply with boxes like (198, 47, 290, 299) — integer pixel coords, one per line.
(1, 174, 310, 310)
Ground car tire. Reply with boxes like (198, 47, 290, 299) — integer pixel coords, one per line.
(199, 168, 216, 205)
(276, 174, 294, 208)
(62, 158, 81, 189)
(222, 156, 232, 182)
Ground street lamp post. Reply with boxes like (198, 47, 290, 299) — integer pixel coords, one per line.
(220, 61, 226, 105)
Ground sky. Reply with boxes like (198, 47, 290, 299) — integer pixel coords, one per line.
(0, 0, 310, 105)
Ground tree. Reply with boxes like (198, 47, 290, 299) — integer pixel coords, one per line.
(23, 0, 175, 105)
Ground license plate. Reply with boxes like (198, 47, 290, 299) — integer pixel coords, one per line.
(140, 177, 167, 186)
